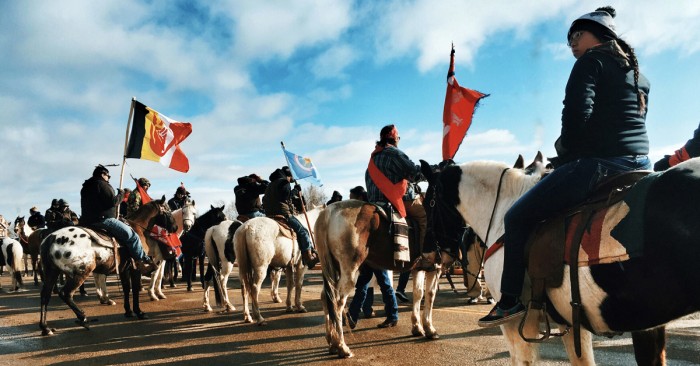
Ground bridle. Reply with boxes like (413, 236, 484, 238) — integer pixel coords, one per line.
(482, 167, 509, 246)
(425, 171, 467, 258)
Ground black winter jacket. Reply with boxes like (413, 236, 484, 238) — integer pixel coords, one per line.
(556, 41, 650, 165)
(80, 177, 123, 225)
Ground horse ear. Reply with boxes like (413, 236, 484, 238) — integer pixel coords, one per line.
(161, 195, 167, 203)
(420, 160, 434, 182)
(191, 200, 195, 206)
(219, 205, 225, 211)
(211, 204, 215, 210)
(513, 154, 524, 169)
(525, 152, 543, 171)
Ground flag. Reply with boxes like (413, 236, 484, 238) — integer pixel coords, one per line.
(442, 45, 488, 160)
(134, 178, 152, 204)
(126, 100, 193, 173)
(282, 146, 322, 186)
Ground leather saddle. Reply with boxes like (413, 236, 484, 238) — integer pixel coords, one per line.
(269, 215, 296, 240)
(521, 170, 650, 351)
(81, 227, 120, 249)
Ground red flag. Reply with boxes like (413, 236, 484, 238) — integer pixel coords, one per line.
(442, 45, 488, 160)
(134, 178, 152, 204)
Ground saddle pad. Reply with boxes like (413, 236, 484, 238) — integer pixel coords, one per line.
(270, 217, 295, 240)
(392, 211, 410, 263)
(81, 227, 118, 249)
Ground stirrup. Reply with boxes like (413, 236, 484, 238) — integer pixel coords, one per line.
(518, 301, 570, 343)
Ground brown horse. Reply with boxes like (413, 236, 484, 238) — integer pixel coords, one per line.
(39, 197, 176, 336)
(315, 200, 454, 358)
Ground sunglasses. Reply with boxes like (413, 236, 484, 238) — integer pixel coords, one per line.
(568, 30, 584, 47)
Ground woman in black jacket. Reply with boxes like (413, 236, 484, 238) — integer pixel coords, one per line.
(479, 6, 652, 327)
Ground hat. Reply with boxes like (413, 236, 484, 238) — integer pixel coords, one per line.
(92, 164, 110, 178)
(350, 186, 366, 196)
(138, 177, 151, 187)
(269, 169, 286, 181)
(332, 190, 342, 199)
(281, 166, 293, 178)
(58, 199, 68, 207)
(237, 176, 254, 185)
(30, 206, 39, 213)
(51, 199, 59, 206)
(568, 6, 617, 43)
(176, 186, 188, 194)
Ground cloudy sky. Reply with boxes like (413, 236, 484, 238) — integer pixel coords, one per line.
(2, 0, 700, 219)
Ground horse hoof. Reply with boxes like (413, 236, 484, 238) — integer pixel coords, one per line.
(100, 299, 117, 306)
(75, 319, 90, 330)
(286, 307, 294, 313)
(204, 306, 213, 312)
(257, 320, 268, 326)
(337, 349, 354, 359)
(411, 327, 425, 337)
(157, 294, 167, 300)
(187, 287, 193, 292)
(41, 328, 55, 336)
(425, 332, 440, 340)
(136, 312, 149, 320)
(296, 307, 308, 313)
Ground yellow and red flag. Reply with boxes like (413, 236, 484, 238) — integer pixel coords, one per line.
(126, 100, 192, 172)
(442, 46, 488, 160)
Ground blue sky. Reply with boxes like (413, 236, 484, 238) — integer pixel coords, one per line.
(2, 0, 700, 218)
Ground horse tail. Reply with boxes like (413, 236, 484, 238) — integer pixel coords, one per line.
(6, 241, 24, 289)
(315, 209, 341, 334)
(224, 221, 242, 263)
(233, 224, 252, 301)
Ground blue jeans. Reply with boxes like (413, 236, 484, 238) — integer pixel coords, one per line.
(287, 215, 313, 252)
(93, 218, 148, 261)
(501, 155, 650, 297)
(348, 264, 399, 323)
(241, 210, 265, 219)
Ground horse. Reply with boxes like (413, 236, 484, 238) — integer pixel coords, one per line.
(235, 207, 323, 325)
(314, 199, 458, 358)
(202, 219, 243, 312)
(146, 199, 197, 301)
(0, 237, 24, 292)
(12, 216, 34, 278)
(420, 154, 700, 365)
(178, 204, 228, 293)
(39, 197, 177, 336)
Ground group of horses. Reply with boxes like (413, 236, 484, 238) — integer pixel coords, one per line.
(5, 154, 699, 364)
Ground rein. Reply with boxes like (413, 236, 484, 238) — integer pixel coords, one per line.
(483, 167, 509, 246)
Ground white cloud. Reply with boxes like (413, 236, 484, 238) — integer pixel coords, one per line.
(310, 44, 358, 79)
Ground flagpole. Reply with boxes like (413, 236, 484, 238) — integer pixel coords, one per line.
(116, 97, 136, 218)
(280, 141, 316, 249)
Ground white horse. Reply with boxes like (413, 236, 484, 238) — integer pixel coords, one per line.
(235, 208, 323, 325)
(202, 219, 242, 312)
(0, 237, 25, 291)
(147, 200, 196, 301)
(12, 216, 33, 276)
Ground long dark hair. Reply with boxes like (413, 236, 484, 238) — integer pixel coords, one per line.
(615, 37, 646, 115)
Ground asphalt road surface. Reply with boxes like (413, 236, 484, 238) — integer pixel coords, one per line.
(1, 269, 699, 365)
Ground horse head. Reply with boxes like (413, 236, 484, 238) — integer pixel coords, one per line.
(198, 204, 227, 229)
(134, 196, 178, 234)
(420, 160, 466, 255)
(181, 199, 197, 232)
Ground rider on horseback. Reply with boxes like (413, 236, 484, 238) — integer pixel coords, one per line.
(479, 6, 652, 327)
(127, 177, 151, 218)
(27, 206, 46, 230)
(262, 167, 319, 269)
(235, 173, 269, 221)
(80, 165, 156, 275)
(167, 184, 190, 211)
(366, 124, 436, 270)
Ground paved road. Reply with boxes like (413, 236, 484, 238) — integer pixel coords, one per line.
(1, 270, 699, 365)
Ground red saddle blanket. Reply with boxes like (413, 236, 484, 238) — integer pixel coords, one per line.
(149, 225, 182, 257)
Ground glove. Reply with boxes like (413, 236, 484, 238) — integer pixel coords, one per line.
(653, 155, 671, 171)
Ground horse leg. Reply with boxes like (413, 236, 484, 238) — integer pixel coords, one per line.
(421, 268, 442, 339)
(251, 266, 268, 325)
(294, 265, 307, 313)
(558, 324, 595, 365)
(410, 269, 426, 336)
(283, 267, 294, 312)
(222, 271, 234, 312)
(501, 320, 541, 364)
(148, 260, 166, 301)
(32, 254, 40, 286)
(270, 268, 283, 303)
(23, 253, 29, 277)
(185, 256, 195, 291)
(94, 273, 116, 305)
(199, 253, 205, 288)
(632, 327, 666, 366)
(57, 274, 91, 330)
(120, 266, 134, 317)
(332, 274, 356, 358)
(131, 270, 147, 319)
(39, 266, 61, 335)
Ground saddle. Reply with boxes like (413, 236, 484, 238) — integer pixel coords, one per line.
(522, 170, 651, 354)
(82, 227, 120, 249)
(269, 215, 296, 240)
